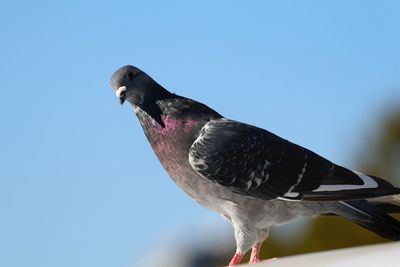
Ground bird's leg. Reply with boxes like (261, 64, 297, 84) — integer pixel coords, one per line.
(228, 252, 244, 266)
(249, 241, 263, 263)
(229, 218, 259, 266)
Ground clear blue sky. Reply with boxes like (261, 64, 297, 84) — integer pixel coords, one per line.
(0, 1, 399, 267)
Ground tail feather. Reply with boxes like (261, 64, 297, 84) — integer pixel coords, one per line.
(370, 202, 400, 214)
(369, 194, 400, 213)
(335, 200, 400, 241)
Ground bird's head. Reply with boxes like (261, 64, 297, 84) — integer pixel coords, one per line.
(110, 65, 157, 105)
(110, 65, 173, 127)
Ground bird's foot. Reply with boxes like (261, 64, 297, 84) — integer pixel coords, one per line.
(249, 255, 260, 264)
(249, 241, 262, 264)
(229, 252, 244, 266)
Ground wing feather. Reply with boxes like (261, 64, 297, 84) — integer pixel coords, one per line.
(189, 119, 400, 201)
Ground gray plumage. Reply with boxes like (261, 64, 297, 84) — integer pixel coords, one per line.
(110, 65, 400, 265)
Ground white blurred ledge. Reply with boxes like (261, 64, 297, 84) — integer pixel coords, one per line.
(245, 242, 400, 267)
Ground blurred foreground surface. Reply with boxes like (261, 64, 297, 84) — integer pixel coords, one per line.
(248, 242, 400, 267)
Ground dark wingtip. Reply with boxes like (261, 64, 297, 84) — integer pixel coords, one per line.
(341, 200, 400, 241)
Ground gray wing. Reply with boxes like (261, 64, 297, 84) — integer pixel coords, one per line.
(188, 119, 400, 201)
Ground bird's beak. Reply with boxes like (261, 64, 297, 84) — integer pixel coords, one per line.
(116, 86, 127, 105)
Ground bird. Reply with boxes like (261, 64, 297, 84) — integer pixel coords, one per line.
(110, 65, 400, 266)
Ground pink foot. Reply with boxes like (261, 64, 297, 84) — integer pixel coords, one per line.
(229, 252, 244, 266)
(249, 241, 263, 264)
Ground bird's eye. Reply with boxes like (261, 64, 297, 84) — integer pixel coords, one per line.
(128, 72, 135, 80)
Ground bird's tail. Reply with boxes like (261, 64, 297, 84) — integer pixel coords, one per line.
(333, 200, 400, 241)
(369, 194, 400, 213)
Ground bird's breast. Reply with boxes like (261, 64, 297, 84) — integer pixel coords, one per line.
(136, 112, 237, 209)
(137, 113, 203, 171)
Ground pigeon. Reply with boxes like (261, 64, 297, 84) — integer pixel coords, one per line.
(110, 65, 400, 266)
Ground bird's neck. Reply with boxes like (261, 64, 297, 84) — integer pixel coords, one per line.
(134, 103, 203, 133)
(128, 83, 176, 127)
(131, 84, 222, 131)
(133, 98, 221, 165)
(134, 105, 205, 160)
